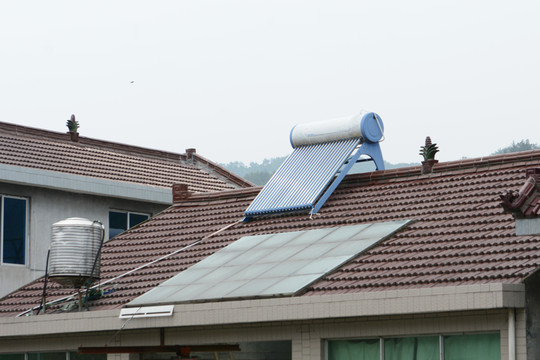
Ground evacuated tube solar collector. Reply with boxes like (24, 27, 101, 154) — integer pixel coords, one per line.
(245, 110, 385, 219)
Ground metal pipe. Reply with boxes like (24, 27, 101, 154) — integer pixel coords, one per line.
(508, 308, 516, 360)
(36, 248, 50, 315)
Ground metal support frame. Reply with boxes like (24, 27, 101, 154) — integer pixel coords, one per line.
(310, 141, 384, 215)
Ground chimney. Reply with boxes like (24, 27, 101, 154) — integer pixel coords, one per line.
(186, 148, 196, 162)
(172, 183, 191, 203)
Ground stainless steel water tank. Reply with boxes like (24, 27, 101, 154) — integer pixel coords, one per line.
(48, 217, 104, 288)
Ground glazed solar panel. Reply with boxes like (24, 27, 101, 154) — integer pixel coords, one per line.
(244, 138, 361, 217)
(128, 220, 410, 306)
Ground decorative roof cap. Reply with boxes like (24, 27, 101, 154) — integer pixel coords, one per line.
(500, 168, 540, 218)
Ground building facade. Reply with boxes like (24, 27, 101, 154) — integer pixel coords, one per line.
(0, 121, 252, 297)
(1, 148, 540, 360)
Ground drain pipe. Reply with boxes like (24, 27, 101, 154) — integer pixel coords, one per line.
(508, 308, 515, 360)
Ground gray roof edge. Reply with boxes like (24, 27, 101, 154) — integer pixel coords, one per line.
(0, 164, 172, 204)
(0, 283, 524, 339)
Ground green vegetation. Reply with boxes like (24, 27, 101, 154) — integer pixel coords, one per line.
(222, 157, 286, 185)
(491, 139, 540, 155)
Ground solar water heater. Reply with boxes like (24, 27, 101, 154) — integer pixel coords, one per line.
(244, 111, 385, 220)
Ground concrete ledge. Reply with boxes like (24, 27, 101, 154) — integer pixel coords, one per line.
(0, 164, 171, 204)
(0, 283, 525, 338)
(516, 218, 540, 236)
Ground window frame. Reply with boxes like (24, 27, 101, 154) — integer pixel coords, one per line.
(0, 351, 107, 360)
(108, 209, 150, 240)
(326, 332, 501, 360)
(0, 194, 29, 266)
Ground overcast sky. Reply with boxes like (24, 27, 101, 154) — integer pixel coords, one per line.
(1, 1, 539, 165)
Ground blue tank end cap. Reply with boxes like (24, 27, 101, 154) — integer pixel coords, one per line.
(289, 124, 297, 148)
(360, 113, 384, 143)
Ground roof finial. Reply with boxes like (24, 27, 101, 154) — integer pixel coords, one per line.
(420, 136, 438, 161)
(420, 136, 439, 174)
(66, 114, 80, 142)
(66, 114, 79, 133)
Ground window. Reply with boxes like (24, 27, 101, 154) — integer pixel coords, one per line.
(0, 353, 106, 360)
(327, 333, 500, 360)
(384, 336, 439, 360)
(444, 333, 500, 360)
(28, 353, 69, 360)
(1, 195, 27, 265)
(328, 339, 380, 360)
(0, 355, 25, 360)
(108, 210, 150, 239)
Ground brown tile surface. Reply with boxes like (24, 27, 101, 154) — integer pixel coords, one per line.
(2, 151, 540, 317)
(0, 121, 252, 192)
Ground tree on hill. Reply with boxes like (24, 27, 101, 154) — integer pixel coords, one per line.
(221, 156, 286, 185)
(491, 139, 540, 155)
(244, 170, 274, 185)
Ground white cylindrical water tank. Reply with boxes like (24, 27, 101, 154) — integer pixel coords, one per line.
(289, 111, 384, 148)
(48, 217, 104, 288)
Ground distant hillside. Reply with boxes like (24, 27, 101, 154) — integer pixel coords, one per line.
(221, 157, 287, 185)
(222, 157, 415, 185)
(222, 139, 540, 185)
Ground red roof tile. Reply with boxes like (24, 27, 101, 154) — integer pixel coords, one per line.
(3, 151, 540, 316)
(0, 121, 252, 192)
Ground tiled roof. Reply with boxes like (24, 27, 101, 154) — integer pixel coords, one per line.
(2, 150, 540, 317)
(0, 121, 253, 192)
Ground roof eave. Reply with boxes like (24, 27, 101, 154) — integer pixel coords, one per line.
(0, 283, 524, 338)
(0, 163, 172, 204)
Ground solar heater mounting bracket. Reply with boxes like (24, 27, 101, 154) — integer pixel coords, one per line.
(310, 140, 384, 216)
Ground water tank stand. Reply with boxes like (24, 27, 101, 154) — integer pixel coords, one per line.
(77, 289, 84, 312)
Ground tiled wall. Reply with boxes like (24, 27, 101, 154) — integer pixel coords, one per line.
(0, 308, 524, 360)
